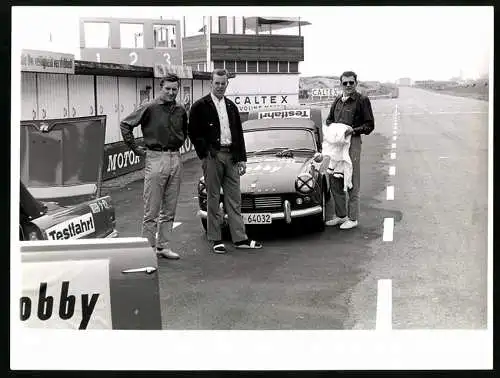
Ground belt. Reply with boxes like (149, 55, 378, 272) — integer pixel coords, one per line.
(219, 145, 232, 152)
(147, 145, 179, 152)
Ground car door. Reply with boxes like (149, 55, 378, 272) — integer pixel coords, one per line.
(19, 237, 162, 330)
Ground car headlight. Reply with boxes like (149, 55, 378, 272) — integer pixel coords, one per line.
(198, 176, 207, 195)
(22, 223, 47, 241)
(295, 173, 315, 194)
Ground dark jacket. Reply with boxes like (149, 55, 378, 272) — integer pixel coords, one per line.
(326, 92, 375, 137)
(188, 94, 247, 163)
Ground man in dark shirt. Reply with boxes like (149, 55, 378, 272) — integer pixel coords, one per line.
(324, 71, 375, 229)
(120, 73, 187, 259)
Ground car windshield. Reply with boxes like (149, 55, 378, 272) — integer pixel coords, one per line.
(244, 128, 317, 153)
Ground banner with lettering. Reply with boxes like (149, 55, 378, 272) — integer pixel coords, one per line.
(102, 138, 196, 180)
(20, 259, 112, 329)
(225, 94, 299, 113)
(21, 49, 75, 74)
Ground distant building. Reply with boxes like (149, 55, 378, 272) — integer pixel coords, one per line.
(182, 16, 311, 114)
(396, 77, 413, 86)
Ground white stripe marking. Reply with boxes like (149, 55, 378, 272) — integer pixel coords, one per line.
(405, 111, 486, 115)
(392, 143, 396, 149)
(386, 185, 394, 200)
(390, 152, 396, 160)
(439, 156, 448, 159)
(393, 136, 397, 141)
(376, 279, 393, 331)
(383, 217, 394, 241)
(173, 222, 182, 229)
(389, 166, 396, 176)
(393, 130, 397, 135)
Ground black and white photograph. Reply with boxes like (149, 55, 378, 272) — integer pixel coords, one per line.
(11, 6, 493, 370)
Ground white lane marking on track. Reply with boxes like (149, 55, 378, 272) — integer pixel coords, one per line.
(393, 136, 397, 141)
(387, 185, 394, 200)
(393, 130, 398, 135)
(390, 152, 396, 159)
(389, 166, 396, 176)
(392, 143, 397, 149)
(404, 111, 487, 115)
(173, 222, 182, 229)
(383, 217, 394, 241)
(439, 156, 448, 159)
(376, 279, 393, 331)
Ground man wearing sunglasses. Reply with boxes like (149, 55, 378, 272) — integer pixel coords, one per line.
(324, 71, 375, 229)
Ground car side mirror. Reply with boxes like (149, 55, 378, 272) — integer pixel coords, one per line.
(313, 152, 323, 163)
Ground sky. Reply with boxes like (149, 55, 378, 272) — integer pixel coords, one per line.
(12, 6, 493, 82)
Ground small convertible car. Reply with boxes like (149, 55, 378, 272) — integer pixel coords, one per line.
(19, 115, 118, 241)
(197, 106, 331, 233)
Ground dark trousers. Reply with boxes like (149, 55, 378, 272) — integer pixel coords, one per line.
(204, 151, 247, 242)
(326, 136, 362, 221)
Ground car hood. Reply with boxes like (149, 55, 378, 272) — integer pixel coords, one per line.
(240, 153, 313, 193)
(20, 116, 107, 200)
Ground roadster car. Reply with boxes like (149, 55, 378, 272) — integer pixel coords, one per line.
(196, 106, 331, 233)
(19, 115, 118, 241)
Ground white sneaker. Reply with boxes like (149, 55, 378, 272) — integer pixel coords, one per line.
(325, 216, 348, 226)
(340, 220, 358, 229)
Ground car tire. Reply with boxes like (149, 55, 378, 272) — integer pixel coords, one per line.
(312, 189, 326, 232)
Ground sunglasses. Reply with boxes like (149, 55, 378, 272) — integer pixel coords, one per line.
(342, 81, 355, 86)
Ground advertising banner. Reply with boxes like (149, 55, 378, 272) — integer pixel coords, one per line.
(102, 138, 196, 181)
(20, 259, 112, 330)
(21, 49, 75, 74)
(226, 94, 298, 113)
(154, 63, 193, 79)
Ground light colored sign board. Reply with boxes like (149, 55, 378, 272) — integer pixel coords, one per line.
(21, 49, 75, 74)
(154, 63, 193, 79)
(226, 94, 296, 113)
(258, 109, 311, 119)
(311, 88, 341, 97)
(20, 259, 112, 330)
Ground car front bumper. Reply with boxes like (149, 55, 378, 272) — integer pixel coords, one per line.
(197, 200, 322, 224)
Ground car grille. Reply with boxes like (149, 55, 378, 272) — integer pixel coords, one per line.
(241, 196, 283, 210)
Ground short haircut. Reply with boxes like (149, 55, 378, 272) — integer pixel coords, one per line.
(212, 68, 229, 81)
(340, 71, 358, 82)
(160, 73, 180, 88)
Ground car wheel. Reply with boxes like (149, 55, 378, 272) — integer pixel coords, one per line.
(312, 189, 326, 232)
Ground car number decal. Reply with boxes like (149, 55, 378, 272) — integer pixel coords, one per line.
(89, 199, 111, 214)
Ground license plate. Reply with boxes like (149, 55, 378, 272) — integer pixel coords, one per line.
(242, 213, 272, 224)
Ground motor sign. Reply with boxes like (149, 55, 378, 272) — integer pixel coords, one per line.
(20, 259, 112, 329)
(257, 109, 311, 119)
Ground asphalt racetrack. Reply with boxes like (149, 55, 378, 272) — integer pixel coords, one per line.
(108, 87, 489, 330)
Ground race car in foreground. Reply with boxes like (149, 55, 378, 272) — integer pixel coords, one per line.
(19, 115, 118, 241)
(18, 116, 162, 330)
(197, 106, 331, 233)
